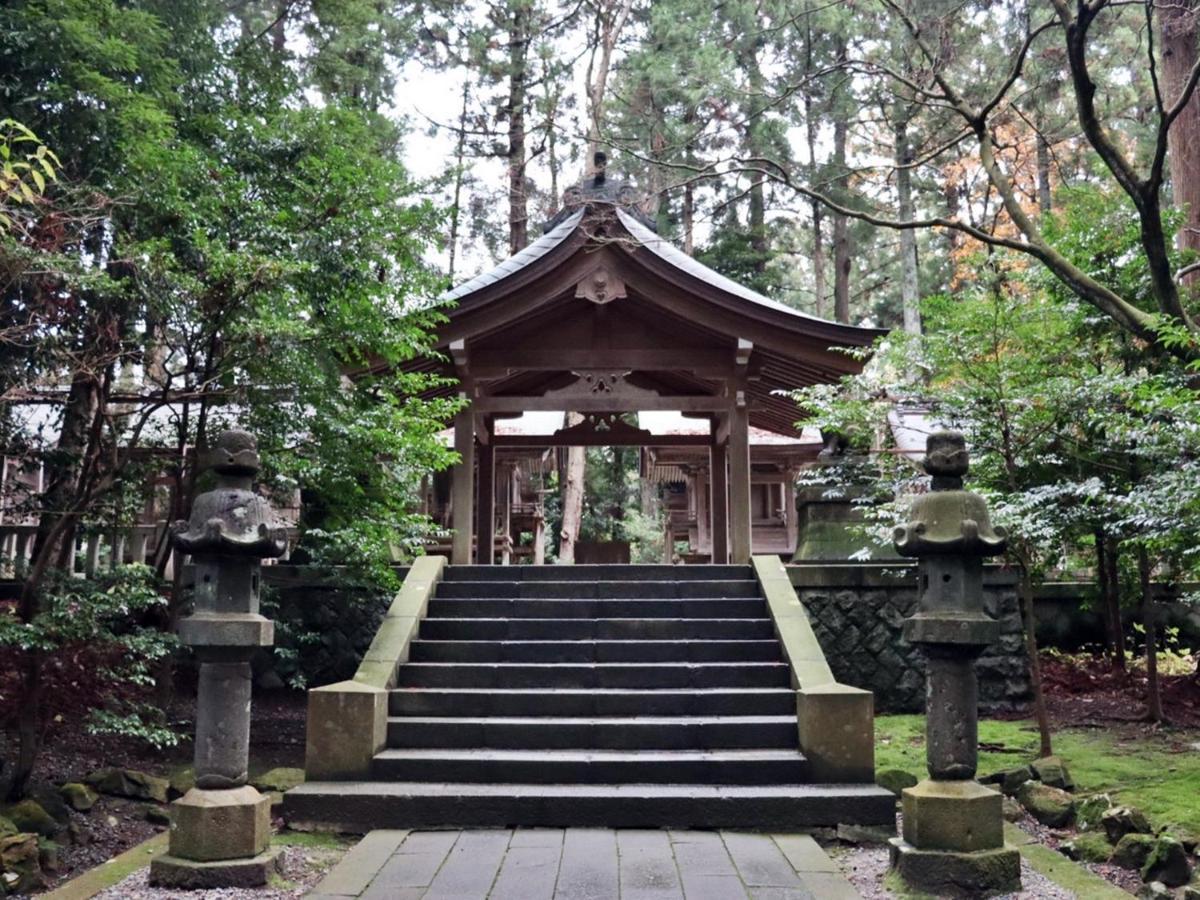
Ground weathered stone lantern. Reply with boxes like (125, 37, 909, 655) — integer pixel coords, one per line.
(149, 428, 287, 888)
(889, 430, 1021, 894)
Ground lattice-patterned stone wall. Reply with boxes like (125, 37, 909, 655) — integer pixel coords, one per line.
(789, 564, 1030, 713)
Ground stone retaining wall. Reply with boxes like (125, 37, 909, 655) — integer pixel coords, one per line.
(787, 563, 1031, 713)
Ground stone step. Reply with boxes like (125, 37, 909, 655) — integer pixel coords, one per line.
(388, 687, 797, 718)
(385, 715, 799, 750)
(435, 580, 761, 599)
(408, 639, 784, 663)
(425, 597, 768, 619)
(282, 781, 898, 830)
(393, 661, 792, 689)
(371, 748, 810, 784)
(418, 616, 777, 641)
(441, 564, 753, 582)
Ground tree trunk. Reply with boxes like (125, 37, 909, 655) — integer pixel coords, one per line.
(1137, 546, 1165, 722)
(1018, 567, 1053, 757)
(1036, 130, 1053, 214)
(6, 367, 103, 800)
(558, 415, 586, 564)
(1160, 0, 1200, 286)
(831, 35, 852, 324)
(1099, 533, 1126, 670)
(507, 4, 530, 255)
(895, 113, 920, 334)
(448, 79, 470, 283)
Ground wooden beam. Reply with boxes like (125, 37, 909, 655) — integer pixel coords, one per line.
(451, 405, 475, 565)
(474, 394, 729, 413)
(476, 441, 495, 564)
(493, 434, 712, 448)
(467, 348, 735, 376)
(710, 443, 729, 564)
(729, 392, 752, 564)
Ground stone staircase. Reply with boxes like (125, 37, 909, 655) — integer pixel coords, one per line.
(284, 564, 894, 830)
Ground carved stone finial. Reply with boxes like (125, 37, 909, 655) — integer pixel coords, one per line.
(207, 428, 260, 475)
(924, 429, 968, 488)
(893, 431, 1006, 559)
(172, 430, 286, 559)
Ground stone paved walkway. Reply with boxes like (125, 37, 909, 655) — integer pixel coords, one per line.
(306, 828, 862, 899)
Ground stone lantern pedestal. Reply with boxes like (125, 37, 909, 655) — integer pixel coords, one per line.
(149, 430, 287, 888)
(889, 431, 1021, 895)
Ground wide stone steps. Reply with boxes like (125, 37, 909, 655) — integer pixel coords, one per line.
(393, 660, 792, 689)
(385, 715, 799, 750)
(417, 616, 777, 640)
(388, 687, 798, 717)
(440, 564, 754, 581)
(370, 748, 810, 784)
(282, 781, 895, 829)
(286, 564, 897, 831)
(436, 579, 762, 598)
(426, 597, 768, 618)
(409, 638, 784, 663)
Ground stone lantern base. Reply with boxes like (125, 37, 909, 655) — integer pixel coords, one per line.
(149, 786, 280, 888)
(890, 780, 1019, 895)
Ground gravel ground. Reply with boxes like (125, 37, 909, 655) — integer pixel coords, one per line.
(832, 841, 1078, 899)
(90, 843, 342, 900)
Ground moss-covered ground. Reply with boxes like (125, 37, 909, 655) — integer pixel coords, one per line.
(877, 715, 1200, 834)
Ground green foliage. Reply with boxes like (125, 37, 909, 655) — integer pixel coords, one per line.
(0, 119, 59, 230)
(0, 566, 177, 747)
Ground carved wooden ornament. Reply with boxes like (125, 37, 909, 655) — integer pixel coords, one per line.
(575, 265, 627, 304)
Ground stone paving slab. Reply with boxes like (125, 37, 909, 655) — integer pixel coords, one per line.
(307, 828, 861, 899)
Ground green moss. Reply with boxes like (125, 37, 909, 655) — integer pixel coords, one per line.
(882, 868, 940, 900)
(877, 715, 1200, 833)
(1013, 835, 1131, 899)
(273, 830, 355, 850)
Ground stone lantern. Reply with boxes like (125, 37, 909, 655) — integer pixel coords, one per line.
(149, 428, 288, 888)
(889, 431, 1021, 894)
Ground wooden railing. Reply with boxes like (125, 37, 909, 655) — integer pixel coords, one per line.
(0, 522, 298, 580)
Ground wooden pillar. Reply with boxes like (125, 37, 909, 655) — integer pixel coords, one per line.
(476, 440, 495, 564)
(451, 408, 475, 565)
(785, 473, 798, 556)
(729, 400, 752, 563)
(710, 443, 729, 564)
(500, 465, 513, 565)
(696, 468, 709, 555)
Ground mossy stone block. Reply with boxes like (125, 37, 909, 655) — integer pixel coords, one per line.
(1075, 793, 1113, 832)
(0, 833, 43, 894)
(876, 768, 918, 797)
(901, 779, 1005, 853)
(1141, 834, 1192, 887)
(889, 837, 1021, 896)
(1101, 805, 1151, 843)
(59, 783, 97, 812)
(982, 765, 1033, 797)
(86, 767, 169, 803)
(168, 786, 270, 862)
(1111, 833, 1156, 870)
(1017, 781, 1075, 828)
(2, 800, 58, 837)
(251, 767, 304, 793)
(1031, 755, 1074, 790)
(1062, 831, 1113, 864)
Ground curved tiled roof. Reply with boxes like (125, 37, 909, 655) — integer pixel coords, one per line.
(442, 210, 583, 303)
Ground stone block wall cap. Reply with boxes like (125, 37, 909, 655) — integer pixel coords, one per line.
(800, 681, 871, 696)
(903, 613, 1001, 648)
(310, 680, 385, 694)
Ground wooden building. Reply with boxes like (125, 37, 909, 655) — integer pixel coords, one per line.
(402, 158, 883, 565)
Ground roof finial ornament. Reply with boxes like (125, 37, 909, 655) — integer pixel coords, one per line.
(593, 151, 607, 187)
